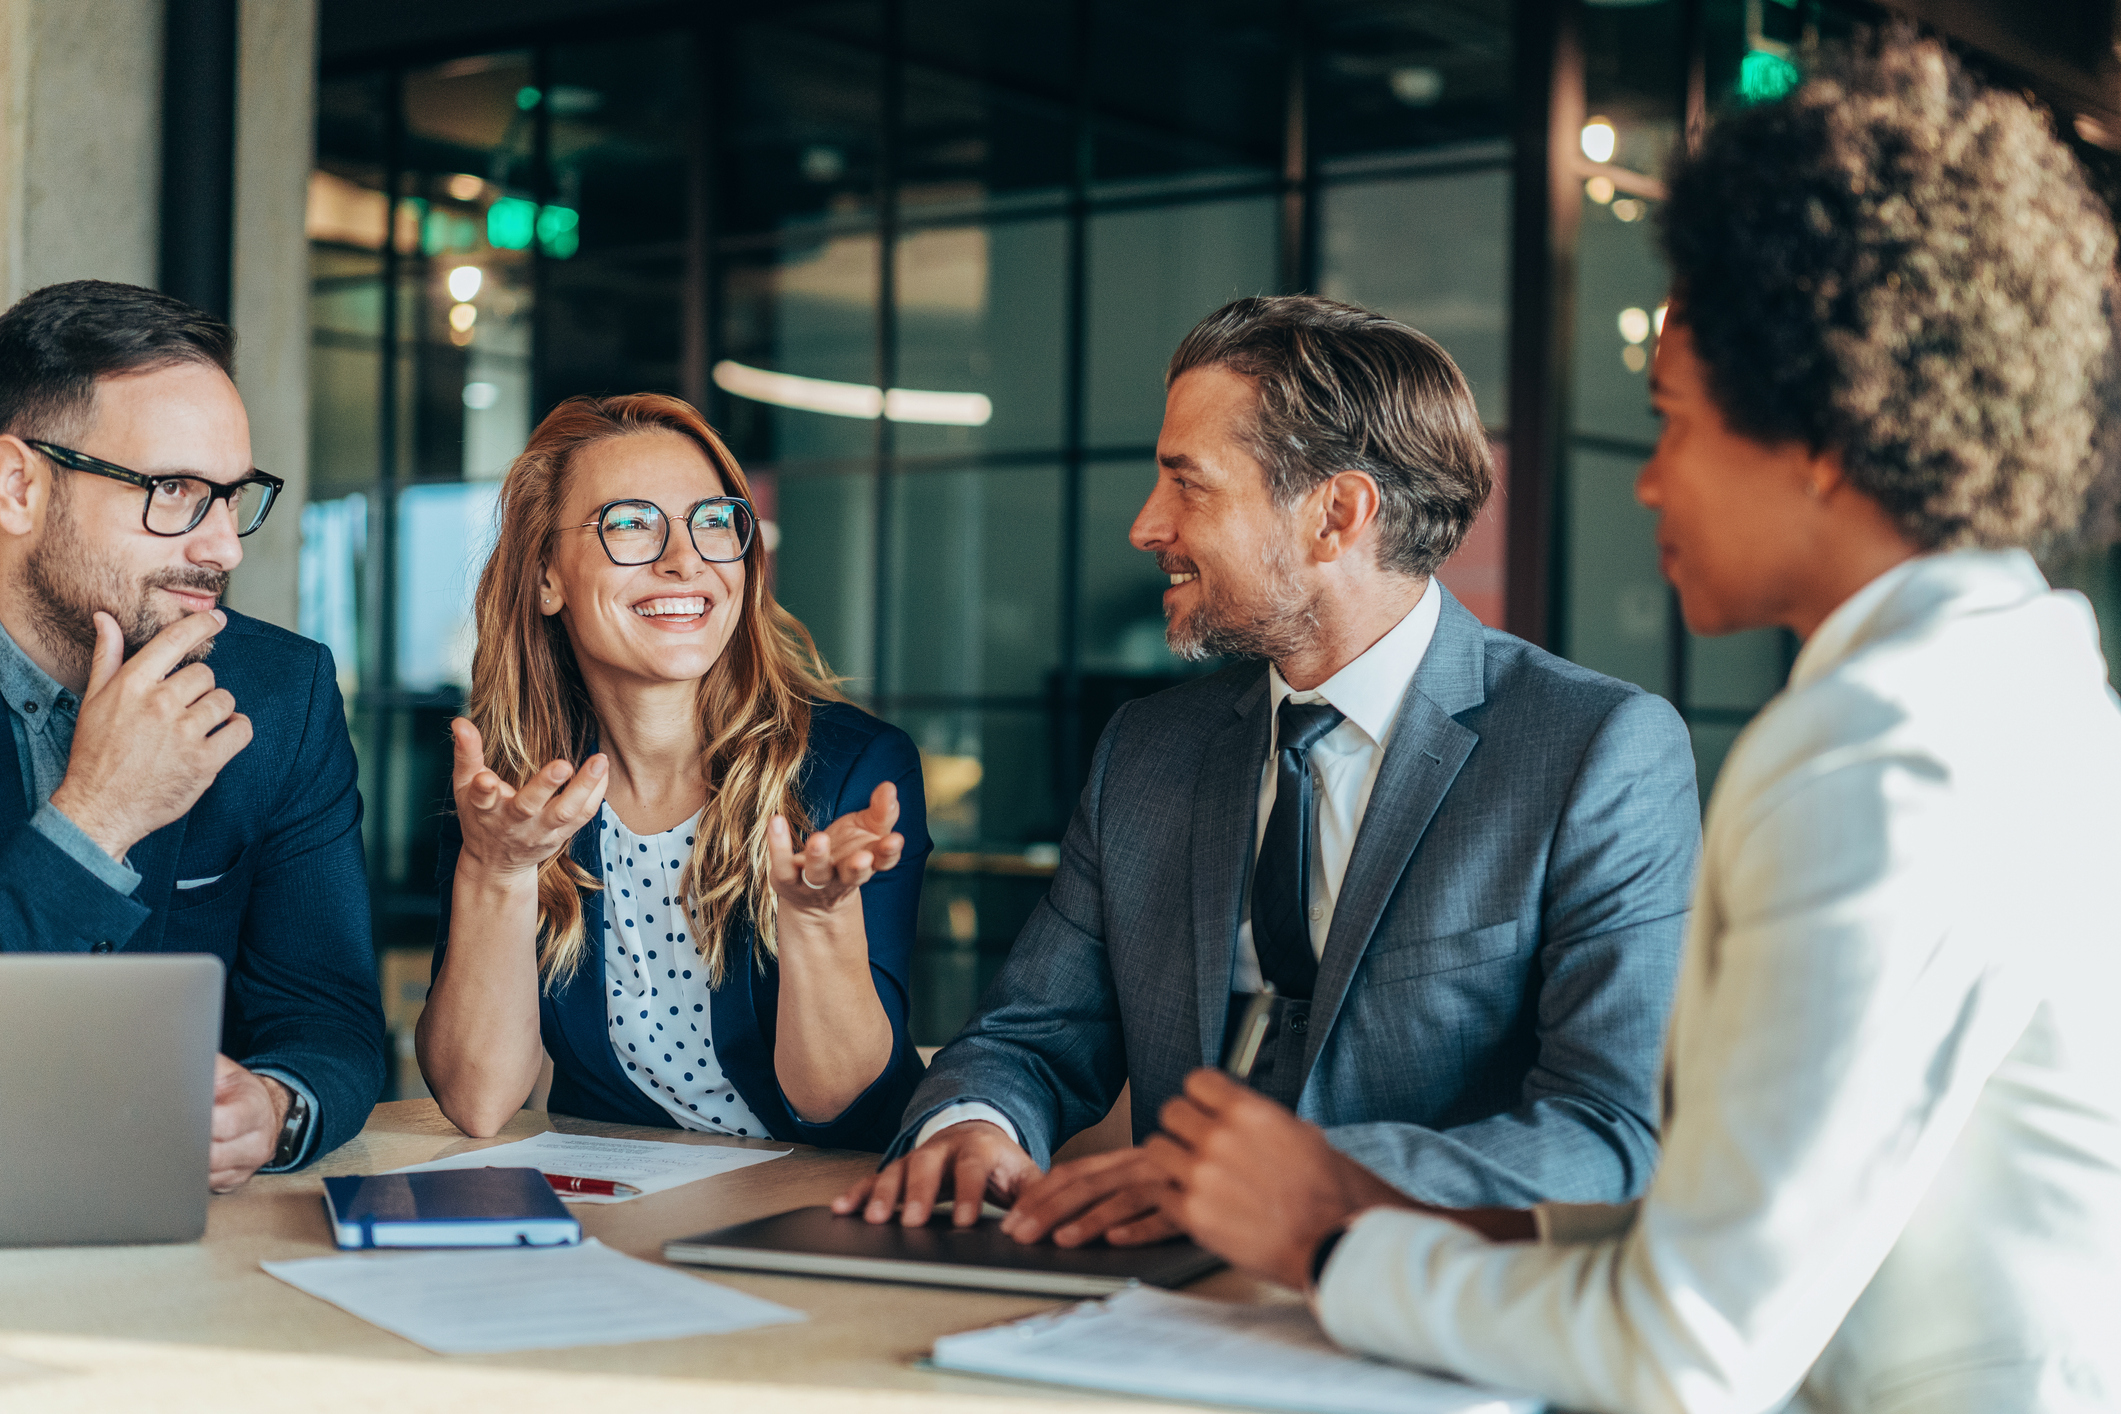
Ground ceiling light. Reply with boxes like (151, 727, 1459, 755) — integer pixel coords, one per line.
(446, 173, 484, 202)
(1585, 175, 1615, 204)
(1580, 119, 1616, 164)
(711, 360, 992, 427)
(446, 265, 482, 302)
(882, 387, 993, 426)
(448, 302, 477, 332)
(1618, 307, 1651, 345)
(1388, 66, 1443, 107)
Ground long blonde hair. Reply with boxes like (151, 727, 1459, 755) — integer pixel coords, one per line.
(465, 393, 842, 988)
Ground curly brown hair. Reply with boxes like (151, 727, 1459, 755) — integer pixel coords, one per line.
(1660, 28, 2118, 550)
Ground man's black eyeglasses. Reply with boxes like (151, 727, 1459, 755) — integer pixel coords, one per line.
(27, 440, 283, 537)
(576, 497, 756, 566)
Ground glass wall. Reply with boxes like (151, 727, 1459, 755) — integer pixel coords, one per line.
(312, 0, 2121, 1081)
(1558, 0, 1871, 797)
(309, 1, 1515, 1073)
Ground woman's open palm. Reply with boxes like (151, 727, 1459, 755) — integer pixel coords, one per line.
(450, 717, 610, 880)
(768, 780, 904, 912)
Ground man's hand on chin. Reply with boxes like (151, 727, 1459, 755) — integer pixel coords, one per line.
(209, 1055, 288, 1193)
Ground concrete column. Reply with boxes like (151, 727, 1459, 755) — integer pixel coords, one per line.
(224, 0, 315, 630)
(0, 0, 163, 303)
(0, 0, 314, 630)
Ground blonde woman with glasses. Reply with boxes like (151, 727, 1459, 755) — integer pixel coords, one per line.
(416, 394, 929, 1149)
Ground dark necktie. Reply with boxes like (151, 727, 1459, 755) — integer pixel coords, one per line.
(1250, 699, 1344, 1000)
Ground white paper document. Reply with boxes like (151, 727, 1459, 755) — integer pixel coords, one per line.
(929, 1287, 1541, 1414)
(262, 1238, 805, 1354)
(387, 1130, 788, 1202)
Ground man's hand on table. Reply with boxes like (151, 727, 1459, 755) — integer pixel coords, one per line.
(209, 1055, 291, 1192)
(835, 1117, 1185, 1248)
(1144, 1068, 1536, 1290)
(833, 1120, 1041, 1228)
(996, 1146, 1184, 1247)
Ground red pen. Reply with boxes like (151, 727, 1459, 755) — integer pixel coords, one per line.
(544, 1173, 643, 1197)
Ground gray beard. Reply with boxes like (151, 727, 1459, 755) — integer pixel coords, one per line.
(20, 491, 226, 679)
(1164, 537, 1320, 664)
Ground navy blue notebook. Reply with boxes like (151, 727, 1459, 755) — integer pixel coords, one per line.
(322, 1167, 582, 1250)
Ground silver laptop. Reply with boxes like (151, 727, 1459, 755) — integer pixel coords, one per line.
(0, 954, 224, 1245)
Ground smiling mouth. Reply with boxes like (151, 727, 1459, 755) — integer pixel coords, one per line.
(634, 596, 708, 619)
(1167, 572, 1198, 586)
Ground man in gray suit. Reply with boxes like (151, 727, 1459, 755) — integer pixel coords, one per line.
(836, 295, 1699, 1246)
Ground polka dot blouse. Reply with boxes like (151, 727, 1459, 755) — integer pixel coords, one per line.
(598, 804, 765, 1137)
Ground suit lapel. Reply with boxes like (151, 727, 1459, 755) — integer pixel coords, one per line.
(1299, 589, 1487, 1080)
(556, 819, 618, 1075)
(1191, 670, 1272, 1067)
(0, 716, 25, 838)
(121, 818, 189, 951)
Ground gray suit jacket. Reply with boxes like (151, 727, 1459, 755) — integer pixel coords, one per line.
(895, 588, 1700, 1206)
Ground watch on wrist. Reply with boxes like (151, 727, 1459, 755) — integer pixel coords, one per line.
(1308, 1224, 1348, 1290)
(270, 1083, 313, 1170)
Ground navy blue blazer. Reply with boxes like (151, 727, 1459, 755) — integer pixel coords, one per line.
(0, 611, 388, 1161)
(432, 700, 931, 1152)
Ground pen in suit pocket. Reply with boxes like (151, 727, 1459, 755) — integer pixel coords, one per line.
(1221, 985, 1277, 1082)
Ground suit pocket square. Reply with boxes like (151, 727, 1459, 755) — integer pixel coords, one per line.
(1363, 919, 1522, 984)
(175, 873, 227, 890)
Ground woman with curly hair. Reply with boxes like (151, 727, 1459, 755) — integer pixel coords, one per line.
(1140, 29, 2121, 1414)
(415, 393, 929, 1149)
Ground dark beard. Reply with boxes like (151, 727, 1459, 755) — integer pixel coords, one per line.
(21, 491, 228, 679)
(1161, 540, 1319, 664)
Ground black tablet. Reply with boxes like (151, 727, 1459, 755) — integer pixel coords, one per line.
(663, 1205, 1223, 1297)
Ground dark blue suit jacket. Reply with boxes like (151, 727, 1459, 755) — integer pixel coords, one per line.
(433, 700, 930, 1152)
(0, 611, 387, 1161)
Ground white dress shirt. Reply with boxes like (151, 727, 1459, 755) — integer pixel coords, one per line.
(921, 578, 1444, 1150)
(1313, 550, 2121, 1413)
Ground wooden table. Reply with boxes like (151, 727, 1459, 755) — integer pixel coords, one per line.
(0, 1101, 1279, 1413)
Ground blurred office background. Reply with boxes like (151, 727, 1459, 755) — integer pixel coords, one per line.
(3, 0, 2117, 1091)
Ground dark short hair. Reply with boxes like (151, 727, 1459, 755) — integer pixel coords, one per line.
(1660, 29, 2117, 550)
(1165, 295, 1493, 578)
(0, 280, 236, 444)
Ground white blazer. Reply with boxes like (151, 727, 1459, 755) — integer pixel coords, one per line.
(1313, 550, 2121, 1414)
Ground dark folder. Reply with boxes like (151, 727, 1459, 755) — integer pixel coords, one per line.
(663, 1204, 1223, 1297)
(323, 1167, 582, 1250)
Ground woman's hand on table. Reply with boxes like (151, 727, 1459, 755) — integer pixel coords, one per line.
(450, 716, 609, 884)
(769, 780, 904, 914)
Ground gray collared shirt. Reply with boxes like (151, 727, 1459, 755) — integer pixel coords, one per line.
(0, 621, 142, 894)
(0, 618, 321, 1169)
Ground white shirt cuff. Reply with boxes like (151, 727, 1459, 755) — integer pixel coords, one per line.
(915, 1101, 1020, 1150)
(1309, 1206, 1484, 1364)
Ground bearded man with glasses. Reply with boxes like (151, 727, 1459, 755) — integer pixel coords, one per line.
(0, 280, 384, 1191)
